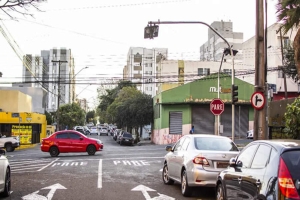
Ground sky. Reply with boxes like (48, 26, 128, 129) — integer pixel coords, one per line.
(0, 0, 279, 109)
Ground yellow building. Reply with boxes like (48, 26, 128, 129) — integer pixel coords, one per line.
(0, 90, 47, 144)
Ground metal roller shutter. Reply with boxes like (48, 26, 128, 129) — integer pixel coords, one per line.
(169, 112, 182, 134)
(192, 105, 214, 134)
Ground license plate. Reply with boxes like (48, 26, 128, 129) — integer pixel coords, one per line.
(125, 139, 129, 141)
(216, 162, 228, 168)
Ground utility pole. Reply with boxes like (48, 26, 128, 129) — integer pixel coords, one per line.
(254, 0, 267, 140)
(277, 27, 288, 99)
(51, 60, 68, 131)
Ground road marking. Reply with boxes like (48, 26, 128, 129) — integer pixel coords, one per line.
(22, 183, 66, 200)
(98, 159, 102, 189)
(113, 160, 150, 166)
(38, 158, 59, 172)
(51, 161, 88, 167)
(56, 156, 164, 162)
(132, 185, 175, 200)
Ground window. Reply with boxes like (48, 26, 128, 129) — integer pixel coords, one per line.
(251, 145, 271, 169)
(236, 144, 258, 168)
(198, 68, 210, 76)
(194, 137, 239, 151)
(173, 137, 186, 152)
(69, 132, 81, 139)
(56, 133, 68, 139)
(154, 104, 160, 119)
(181, 138, 190, 151)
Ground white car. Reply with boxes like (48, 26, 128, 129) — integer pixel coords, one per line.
(0, 149, 11, 197)
(89, 127, 99, 135)
(99, 127, 108, 136)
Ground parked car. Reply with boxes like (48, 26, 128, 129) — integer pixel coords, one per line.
(0, 149, 11, 197)
(113, 129, 122, 141)
(75, 127, 86, 135)
(99, 127, 109, 136)
(118, 132, 134, 146)
(41, 130, 103, 157)
(162, 134, 239, 197)
(83, 126, 90, 135)
(247, 129, 253, 139)
(89, 127, 99, 135)
(216, 139, 300, 200)
(0, 134, 20, 152)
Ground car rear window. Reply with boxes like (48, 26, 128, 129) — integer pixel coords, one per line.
(194, 137, 239, 151)
(123, 133, 132, 138)
(102, 128, 107, 130)
(91, 127, 97, 130)
(281, 150, 300, 181)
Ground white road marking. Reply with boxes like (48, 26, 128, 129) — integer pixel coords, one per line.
(57, 156, 164, 162)
(37, 158, 59, 171)
(113, 160, 151, 166)
(98, 159, 102, 189)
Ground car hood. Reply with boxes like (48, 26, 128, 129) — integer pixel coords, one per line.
(89, 138, 102, 143)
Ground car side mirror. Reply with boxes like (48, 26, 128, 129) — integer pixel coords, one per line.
(229, 157, 236, 167)
(79, 137, 83, 141)
(165, 145, 173, 152)
(0, 149, 6, 155)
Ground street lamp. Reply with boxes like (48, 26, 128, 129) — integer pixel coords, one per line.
(217, 48, 238, 135)
(144, 20, 237, 141)
(72, 66, 89, 102)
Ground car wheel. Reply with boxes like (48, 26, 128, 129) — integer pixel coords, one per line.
(216, 183, 225, 200)
(0, 167, 11, 197)
(162, 163, 174, 185)
(5, 143, 13, 152)
(181, 169, 192, 197)
(87, 145, 96, 155)
(49, 146, 59, 157)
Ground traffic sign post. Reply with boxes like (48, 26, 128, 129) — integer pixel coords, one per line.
(250, 92, 265, 110)
(210, 98, 225, 116)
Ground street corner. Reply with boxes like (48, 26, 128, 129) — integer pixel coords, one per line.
(15, 144, 38, 151)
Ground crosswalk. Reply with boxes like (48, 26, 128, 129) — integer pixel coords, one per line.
(9, 158, 57, 173)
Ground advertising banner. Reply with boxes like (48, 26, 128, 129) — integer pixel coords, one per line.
(11, 125, 32, 144)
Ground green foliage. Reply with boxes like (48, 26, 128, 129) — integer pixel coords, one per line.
(44, 111, 53, 125)
(58, 103, 85, 129)
(86, 110, 96, 124)
(283, 45, 298, 81)
(284, 97, 300, 139)
(276, 0, 300, 35)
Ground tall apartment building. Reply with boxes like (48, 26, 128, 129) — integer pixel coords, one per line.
(200, 20, 243, 62)
(41, 48, 75, 112)
(77, 98, 88, 112)
(123, 47, 168, 97)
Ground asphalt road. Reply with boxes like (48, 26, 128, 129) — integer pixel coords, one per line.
(4, 135, 217, 200)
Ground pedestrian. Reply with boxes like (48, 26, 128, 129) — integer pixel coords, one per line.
(189, 125, 194, 134)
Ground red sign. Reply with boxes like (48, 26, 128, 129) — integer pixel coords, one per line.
(210, 98, 225, 115)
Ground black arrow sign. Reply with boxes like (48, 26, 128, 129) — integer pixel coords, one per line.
(255, 95, 262, 106)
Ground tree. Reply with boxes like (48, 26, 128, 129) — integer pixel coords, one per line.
(0, 0, 44, 19)
(45, 110, 53, 125)
(276, 0, 300, 79)
(283, 45, 297, 81)
(284, 97, 300, 139)
(86, 110, 96, 125)
(57, 103, 85, 130)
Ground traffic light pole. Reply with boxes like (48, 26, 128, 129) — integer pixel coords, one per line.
(145, 20, 236, 142)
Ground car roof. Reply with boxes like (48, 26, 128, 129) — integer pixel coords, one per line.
(249, 139, 300, 151)
(185, 134, 232, 140)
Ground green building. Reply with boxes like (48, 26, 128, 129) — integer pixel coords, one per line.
(152, 73, 255, 144)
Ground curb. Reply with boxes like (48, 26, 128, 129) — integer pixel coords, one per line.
(15, 144, 38, 151)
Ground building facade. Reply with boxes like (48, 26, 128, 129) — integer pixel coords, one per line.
(242, 23, 299, 100)
(200, 20, 243, 62)
(41, 48, 75, 112)
(124, 47, 168, 97)
(152, 74, 254, 145)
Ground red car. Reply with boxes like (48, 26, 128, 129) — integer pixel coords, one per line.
(41, 130, 103, 157)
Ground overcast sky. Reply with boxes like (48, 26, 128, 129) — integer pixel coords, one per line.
(0, 0, 279, 108)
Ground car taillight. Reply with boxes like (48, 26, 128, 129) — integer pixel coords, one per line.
(278, 157, 300, 199)
(193, 157, 209, 166)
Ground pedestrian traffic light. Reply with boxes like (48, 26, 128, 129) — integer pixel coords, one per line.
(231, 84, 238, 104)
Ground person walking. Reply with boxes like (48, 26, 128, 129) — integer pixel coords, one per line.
(189, 125, 194, 134)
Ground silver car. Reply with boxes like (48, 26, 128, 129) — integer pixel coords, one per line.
(162, 134, 239, 197)
(0, 149, 11, 197)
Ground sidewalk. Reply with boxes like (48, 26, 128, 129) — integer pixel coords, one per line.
(15, 144, 38, 150)
(137, 139, 154, 146)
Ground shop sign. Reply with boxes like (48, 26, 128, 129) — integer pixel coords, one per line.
(209, 87, 231, 93)
(11, 125, 32, 144)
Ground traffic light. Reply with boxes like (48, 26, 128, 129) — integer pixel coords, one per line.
(231, 84, 238, 104)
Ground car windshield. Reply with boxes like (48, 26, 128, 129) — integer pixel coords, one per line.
(91, 127, 97, 130)
(194, 137, 239, 151)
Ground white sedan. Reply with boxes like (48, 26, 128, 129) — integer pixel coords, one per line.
(0, 149, 11, 197)
(89, 127, 99, 135)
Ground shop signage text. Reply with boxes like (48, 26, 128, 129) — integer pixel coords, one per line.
(209, 87, 231, 93)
